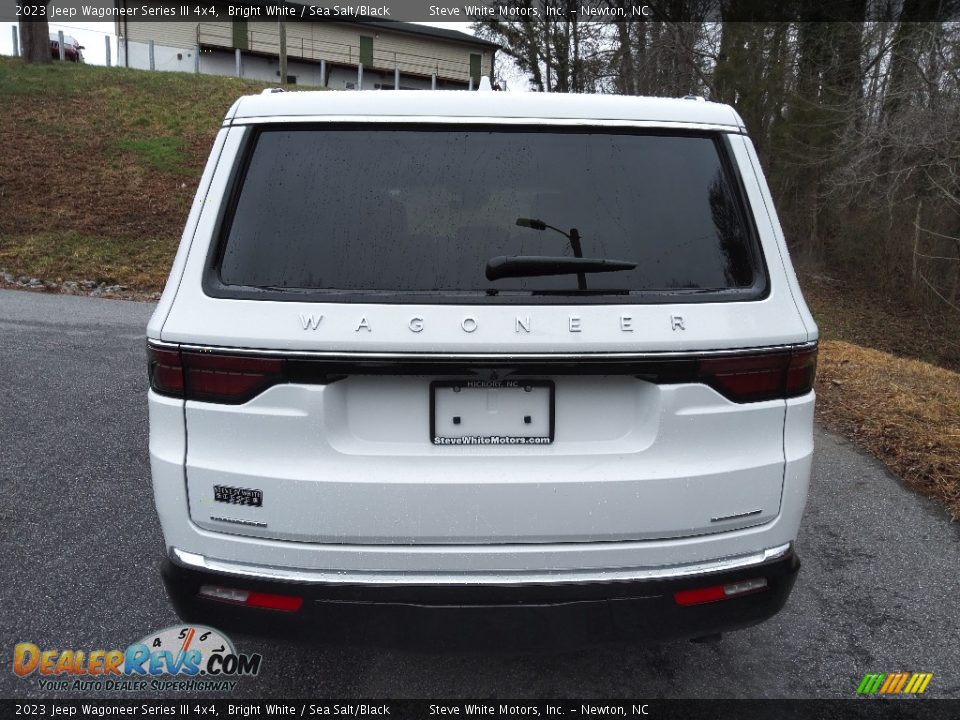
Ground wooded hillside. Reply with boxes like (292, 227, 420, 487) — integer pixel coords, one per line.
(477, 7, 960, 316)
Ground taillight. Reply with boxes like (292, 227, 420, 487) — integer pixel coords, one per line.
(698, 345, 817, 403)
(785, 346, 818, 396)
(148, 345, 284, 404)
(147, 342, 818, 405)
(183, 352, 283, 404)
(148, 346, 184, 396)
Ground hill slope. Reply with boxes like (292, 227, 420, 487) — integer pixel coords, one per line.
(0, 57, 275, 289)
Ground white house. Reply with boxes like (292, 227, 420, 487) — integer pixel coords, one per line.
(115, 9, 499, 90)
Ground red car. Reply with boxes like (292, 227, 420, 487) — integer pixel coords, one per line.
(49, 33, 84, 63)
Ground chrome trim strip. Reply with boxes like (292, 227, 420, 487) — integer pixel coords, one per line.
(169, 542, 792, 587)
(210, 516, 268, 528)
(711, 509, 763, 523)
(225, 116, 743, 133)
(146, 339, 817, 362)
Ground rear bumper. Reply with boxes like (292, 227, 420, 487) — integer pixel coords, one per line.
(161, 544, 800, 647)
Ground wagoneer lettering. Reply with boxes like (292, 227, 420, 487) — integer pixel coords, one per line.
(296, 312, 693, 335)
(298, 313, 323, 330)
(147, 89, 816, 643)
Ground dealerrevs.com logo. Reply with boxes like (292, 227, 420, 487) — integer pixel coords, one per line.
(13, 625, 262, 692)
(857, 672, 934, 695)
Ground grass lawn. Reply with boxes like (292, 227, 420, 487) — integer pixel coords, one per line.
(0, 56, 278, 286)
(0, 232, 177, 289)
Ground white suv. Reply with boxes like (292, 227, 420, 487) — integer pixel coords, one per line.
(147, 89, 817, 643)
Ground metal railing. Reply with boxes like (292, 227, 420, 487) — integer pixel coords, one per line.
(197, 23, 475, 82)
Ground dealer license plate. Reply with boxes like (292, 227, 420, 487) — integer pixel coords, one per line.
(430, 380, 554, 446)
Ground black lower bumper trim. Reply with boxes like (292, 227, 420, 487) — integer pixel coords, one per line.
(162, 550, 799, 648)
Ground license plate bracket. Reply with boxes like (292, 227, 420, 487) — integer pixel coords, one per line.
(430, 380, 555, 446)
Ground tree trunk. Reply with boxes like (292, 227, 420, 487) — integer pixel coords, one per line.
(19, 9, 51, 64)
(614, 15, 634, 95)
(883, 0, 941, 117)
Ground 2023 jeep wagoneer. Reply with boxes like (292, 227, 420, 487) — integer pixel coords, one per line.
(147, 89, 817, 643)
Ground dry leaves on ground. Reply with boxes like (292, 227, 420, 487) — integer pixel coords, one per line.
(816, 340, 960, 519)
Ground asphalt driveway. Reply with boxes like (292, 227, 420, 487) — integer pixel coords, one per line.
(1, 289, 957, 699)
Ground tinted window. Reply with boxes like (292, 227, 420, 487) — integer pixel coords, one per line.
(216, 128, 762, 299)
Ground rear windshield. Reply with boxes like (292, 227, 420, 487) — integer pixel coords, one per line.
(212, 127, 765, 302)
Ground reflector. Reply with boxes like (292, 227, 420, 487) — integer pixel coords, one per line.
(198, 585, 303, 612)
(674, 585, 726, 606)
(674, 577, 769, 606)
(246, 592, 304, 612)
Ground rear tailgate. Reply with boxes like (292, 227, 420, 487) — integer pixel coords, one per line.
(156, 120, 811, 546)
(178, 365, 792, 544)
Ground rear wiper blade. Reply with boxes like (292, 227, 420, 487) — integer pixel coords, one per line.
(485, 255, 637, 282)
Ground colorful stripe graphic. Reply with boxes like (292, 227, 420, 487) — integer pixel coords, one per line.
(857, 673, 933, 695)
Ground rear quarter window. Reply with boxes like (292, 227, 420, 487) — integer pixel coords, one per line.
(207, 126, 767, 304)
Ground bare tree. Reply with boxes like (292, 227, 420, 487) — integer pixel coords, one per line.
(473, 5, 609, 92)
(483, 2, 960, 311)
